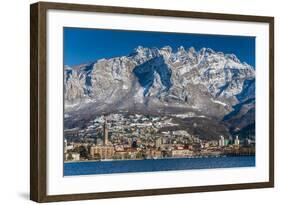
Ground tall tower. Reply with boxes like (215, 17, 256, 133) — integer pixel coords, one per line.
(103, 116, 108, 146)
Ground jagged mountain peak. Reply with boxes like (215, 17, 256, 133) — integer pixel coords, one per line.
(64, 45, 255, 121)
(225, 53, 241, 63)
(199, 47, 215, 56)
(160, 45, 172, 52)
(177, 46, 186, 53)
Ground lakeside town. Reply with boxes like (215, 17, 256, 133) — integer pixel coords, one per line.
(64, 113, 255, 162)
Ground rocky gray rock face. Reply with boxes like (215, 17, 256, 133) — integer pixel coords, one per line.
(64, 46, 255, 124)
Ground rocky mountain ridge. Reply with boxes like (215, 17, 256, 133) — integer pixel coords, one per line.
(64, 45, 255, 118)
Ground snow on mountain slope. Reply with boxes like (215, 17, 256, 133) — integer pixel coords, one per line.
(64, 46, 255, 120)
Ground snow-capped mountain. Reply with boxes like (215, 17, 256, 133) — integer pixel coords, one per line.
(64, 46, 255, 132)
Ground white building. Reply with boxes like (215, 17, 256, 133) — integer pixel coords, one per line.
(219, 135, 225, 147)
(234, 135, 240, 146)
(65, 152, 80, 161)
(64, 139, 67, 153)
(171, 149, 193, 157)
(72, 153, 80, 161)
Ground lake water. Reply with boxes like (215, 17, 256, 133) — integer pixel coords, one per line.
(64, 156, 255, 176)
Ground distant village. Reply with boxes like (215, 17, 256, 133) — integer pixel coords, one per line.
(64, 114, 255, 162)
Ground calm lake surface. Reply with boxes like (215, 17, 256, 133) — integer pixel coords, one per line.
(64, 156, 255, 176)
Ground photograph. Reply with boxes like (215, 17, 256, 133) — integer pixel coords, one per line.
(0, 0, 278, 204)
(63, 27, 256, 176)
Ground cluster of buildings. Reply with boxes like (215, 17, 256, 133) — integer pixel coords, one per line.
(64, 114, 255, 162)
(218, 135, 240, 147)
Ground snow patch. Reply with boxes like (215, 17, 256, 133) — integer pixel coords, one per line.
(211, 98, 227, 106)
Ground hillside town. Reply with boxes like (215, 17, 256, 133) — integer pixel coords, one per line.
(64, 114, 255, 162)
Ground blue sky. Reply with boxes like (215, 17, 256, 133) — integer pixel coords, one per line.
(64, 27, 255, 67)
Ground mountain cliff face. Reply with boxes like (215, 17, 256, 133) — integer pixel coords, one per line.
(64, 46, 255, 133)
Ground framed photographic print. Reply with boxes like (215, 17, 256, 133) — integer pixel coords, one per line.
(30, 1, 274, 202)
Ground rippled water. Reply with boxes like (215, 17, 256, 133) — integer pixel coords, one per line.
(64, 156, 255, 176)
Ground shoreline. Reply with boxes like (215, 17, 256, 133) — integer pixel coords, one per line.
(64, 154, 255, 164)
